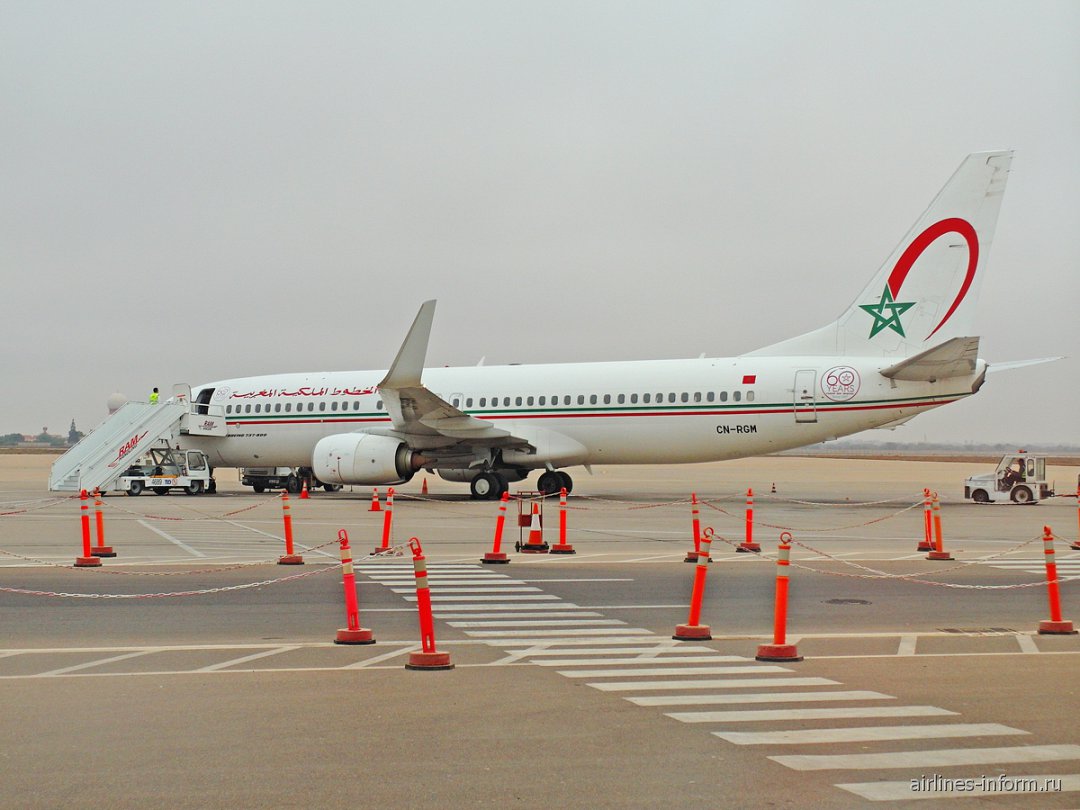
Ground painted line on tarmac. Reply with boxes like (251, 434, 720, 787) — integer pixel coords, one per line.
(589, 676, 840, 692)
(197, 646, 301, 672)
(523, 646, 716, 657)
(37, 650, 156, 677)
(837, 774, 1080, 801)
(714, 723, 1026, 746)
(772, 744, 1080, 771)
(537, 656, 748, 666)
(562, 665, 787, 678)
(437, 612, 604, 620)
(627, 690, 894, 707)
(897, 635, 918, 655)
(138, 520, 206, 558)
(447, 619, 626, 628)
(343, 644, 419, 668)
(669, 705, 957, 723)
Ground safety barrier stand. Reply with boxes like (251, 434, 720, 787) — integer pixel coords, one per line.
(334, 529, 375, 644)
(1037, 526, 1077, 635)
(674, 527, 714, 640)
(684, 492, 703, 562)
(925, 492, 953, 560)
(756, 532, 803, 661)
(374, 487, 394, 554)
(278, 491, 304, 564)
(736, 488, 761, 552)
(90, 488, 115, 558)
(405, 537, 454, 670)
(549, 487, 575, 554)
(917, 488, 934, 552)
(369, 487, 381, 512)
(74, 489, 102, 567)
(1071, 487, 1080, 551)
(518, 498, 548, 553)
(482, 492, 511, 564)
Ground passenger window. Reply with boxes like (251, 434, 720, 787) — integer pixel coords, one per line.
(693, 392, 701, 403)
(643, 393, 651, 404)
(706, 391, 715, 402)
(590, 394, 597, 405)
(527, 396, 534, 406)
(226, 405, 232, 414)
(331, 401, 338, 412)
(630, 393, 638, 404)
(478, 397, 486, 407)
(319, 402, 326, 412)
(720, 391, 728, 402)
(515, 397, 522, 406)
(538, 396, 545, 406)
(577, 395, 585, 405)
(245, 404, 252, 413)
(603, 394, 611, 404)
(254, 404, 262, 413)
(275, 403, 282, 413)
(564, 396, 571, 405)
(451, 398, 460, 407)
(733, 391, 742, 402)
(668, 393, 676, 403)
(376, 401, 383, 410)
(680, 392, 689, 403)
(284, 403, 292, 413)
(466, 397, 473, 407)
(617, 394, 625, 404)
(747, 391, 755, 402)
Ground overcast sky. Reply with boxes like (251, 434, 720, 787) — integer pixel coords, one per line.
(2, 1, 1077, 446)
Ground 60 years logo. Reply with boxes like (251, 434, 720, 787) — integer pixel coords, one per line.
(821, 366, 860, 402)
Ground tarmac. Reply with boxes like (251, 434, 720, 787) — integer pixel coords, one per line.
(2, 454, 1079, 808)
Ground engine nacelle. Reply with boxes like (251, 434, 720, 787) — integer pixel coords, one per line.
(313, 433, 418, 486)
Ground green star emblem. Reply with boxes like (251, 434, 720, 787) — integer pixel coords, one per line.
(859, 286, 915, 338)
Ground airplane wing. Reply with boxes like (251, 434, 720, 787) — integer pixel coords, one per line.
(376, 301, 531, 450)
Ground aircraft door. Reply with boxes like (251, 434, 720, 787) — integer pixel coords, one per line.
(793, 370, 817, 423)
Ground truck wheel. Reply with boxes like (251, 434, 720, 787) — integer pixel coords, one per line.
(186, 480, 204, 495)
(972, 489, 989, 503)
(252, 484, 265, 493)
(128, 481, 143, 496)
(153, 487, 169, 496)
(1010, 486, 1033, 504)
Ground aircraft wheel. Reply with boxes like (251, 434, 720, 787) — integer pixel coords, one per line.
(557, 471, 573, 494)
(470, 472, 502, 500)
(127, 481, 143, 497)
(252, 484, 265, 493)
(1010, 486, 1033, 504)
(537, 470, 563, 496)
(285, 475, 302, 494)
(323, 483, 342, 492)
(972, 489, 989, 503)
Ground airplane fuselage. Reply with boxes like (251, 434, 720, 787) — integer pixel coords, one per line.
(187, 355, 980, 470)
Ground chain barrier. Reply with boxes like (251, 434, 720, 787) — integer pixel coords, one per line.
(699, 497, 923, 532)
(0, 544, 409, 599)
(99, 494, 282, 522)
(712, 528, 1080, 591)
(0, 494, 78, 516)
(769, 495, 916, 508)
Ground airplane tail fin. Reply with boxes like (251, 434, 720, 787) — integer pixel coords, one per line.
(748, 151, 1012, 359)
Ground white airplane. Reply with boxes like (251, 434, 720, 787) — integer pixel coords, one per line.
(184, 151, 1031, 498)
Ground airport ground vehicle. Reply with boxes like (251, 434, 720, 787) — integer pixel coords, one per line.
(240, 466, 342, 494)
(118, 448, 214, 496)
(963, 453, 1054, 504)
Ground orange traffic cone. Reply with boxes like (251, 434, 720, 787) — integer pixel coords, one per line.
(300, 480, 310, 499)
(369, 488, 381, 512)
(519, 502, 549, 553)
(421, 477, 428, 495)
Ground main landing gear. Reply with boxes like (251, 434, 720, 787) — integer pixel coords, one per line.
(470, 472, 509, 500)
(537, 470, 573, 496)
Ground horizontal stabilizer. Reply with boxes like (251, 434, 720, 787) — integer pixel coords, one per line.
(987, 356, 1065, 373)
(880, 336, 980, 381)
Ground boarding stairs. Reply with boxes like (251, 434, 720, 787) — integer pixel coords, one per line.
(49, 391, 227, 493)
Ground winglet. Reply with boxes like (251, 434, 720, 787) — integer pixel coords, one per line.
(379, 300, 436, 389)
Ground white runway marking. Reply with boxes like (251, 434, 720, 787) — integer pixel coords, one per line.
(836, 773, 1080, 801)
(1016, 634, 1040, 653)
(668, 705, 956, 723)
(38, 650, 155, 677)
(197, 646, 300, 672)
(429, 602, 581, 611)
(537, 656, 747, 666)
(714, 723, 1027, 745)
(771, 744, 1080, 771)
(448, 619, 626, 628)
(464, 628, 651, 637)
(897, 635, 917, 656)
(138, 520, 207, 557)
(627, 690, 894, 707)
(435, 612, 603, 620)
(409, 594, 560, 602)
(561, 665, 787, 678)
(588, 675, 821, 692)
(391, 586, 541, 594)
(517, 646, 716, 656)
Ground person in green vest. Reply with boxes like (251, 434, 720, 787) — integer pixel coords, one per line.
(149, 387, 159, 405)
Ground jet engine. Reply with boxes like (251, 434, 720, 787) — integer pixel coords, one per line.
(312, 433, 421, 486)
